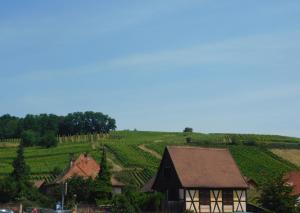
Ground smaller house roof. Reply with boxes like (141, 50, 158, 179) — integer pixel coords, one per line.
(56, 154, 100, 183)
(167, 146, 248, 188)
(285, 171, 300, 196)
(34, 180, 45, 189)
(111, 176, 125, 187)
(54, 153, 125, 187)
(141, 175, 156, 192)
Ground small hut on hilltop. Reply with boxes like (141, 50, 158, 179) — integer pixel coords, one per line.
(152, 146, 248, 213)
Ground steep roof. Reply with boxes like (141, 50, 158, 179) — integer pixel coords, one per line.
(285, 171, 300, 196)
(166, 146, 248, 188)
(56, 154, 100, 183)
(55, 154, 125, 187)
(141, 175, 156, 192)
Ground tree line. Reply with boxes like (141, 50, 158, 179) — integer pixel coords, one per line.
(0, 111, 116, 147)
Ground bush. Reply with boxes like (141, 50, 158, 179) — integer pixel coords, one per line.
(0, 177, 18, 202)
(183, 127, 193, 133)
(243, 140, 257, 146)
(258, 173, 299, 213)
(38, 131, 58, 148)
(186, 137, 192, 143)
(21, 130, 39, 147)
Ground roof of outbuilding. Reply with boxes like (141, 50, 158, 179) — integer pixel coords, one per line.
(285, 171, 300, 196)
(166, 146, 248, 188)
(56, 154, 100, 183)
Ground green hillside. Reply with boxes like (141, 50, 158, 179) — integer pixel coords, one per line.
(0, 131, 299, 187)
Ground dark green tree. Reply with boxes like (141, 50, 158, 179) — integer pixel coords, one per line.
(39, 130, 58, 148)
(21, 130, 39, 147)
(258, 174, 299, 213)
(0, 177, 18, 202)
(93, 146, 112, 203)
(10, 143, 31, 198)
(11, 143, 30, 183)
(183, 127, 193, 133)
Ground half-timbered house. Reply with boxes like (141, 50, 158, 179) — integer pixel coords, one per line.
(152, 146, 248, 213)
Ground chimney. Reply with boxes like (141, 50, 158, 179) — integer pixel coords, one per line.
(70, 159, 75, 167)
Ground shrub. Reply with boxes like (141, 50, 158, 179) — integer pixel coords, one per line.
(243, 140, 257, 146)
(21, 130, 39, 147)
(186, 137, 192, 143)
(39, 131, 58, 148)
(183, 127, 193, 133)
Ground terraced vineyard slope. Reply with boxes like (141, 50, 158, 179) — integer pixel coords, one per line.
(0, 131, 299, 187)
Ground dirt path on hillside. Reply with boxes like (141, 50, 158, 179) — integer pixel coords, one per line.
(107, 158, 123, 172)
(138, 144, 162, 159)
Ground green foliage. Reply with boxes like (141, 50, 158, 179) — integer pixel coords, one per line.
(106, 143, 159, 170)
(136, 192, 163, 212)
(0, 114, 20, 139)
(229, 146, 297, 183)
(39, 130, 58, 148)
(51, 166, 63, 177)
(0, 141, 94, 176)
(1, 130, 300, 197)
(0, 176, 17, 202)
(11, 143, 30, 183)
(65, 176, 94, 206)
(183, 127, 193, 133)
(111, 185, 162, 213)
(111, 194, 137, 213)
(116, 169, 153, 188)
(258, 173, 299, 213)
(0, 111, 116, 142)
(21, 130, 39, 147)
(59, 111, 116, 135)
(93, 147, 112, 203)
(186, 137, 192, 143)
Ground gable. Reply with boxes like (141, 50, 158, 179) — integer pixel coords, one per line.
(152, 148, 182, 191)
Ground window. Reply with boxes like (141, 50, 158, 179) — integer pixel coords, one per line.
(223, 190, 233, 205)
(168, 188, 179, 201)
(179, 188, 184, 200)
(200, 189, 210, 205)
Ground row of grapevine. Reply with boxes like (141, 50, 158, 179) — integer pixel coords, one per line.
(116, 169, 154, 188)
(106, 144, 160, 170)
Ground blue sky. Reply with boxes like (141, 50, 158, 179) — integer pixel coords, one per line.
(1, 1, 300, 136)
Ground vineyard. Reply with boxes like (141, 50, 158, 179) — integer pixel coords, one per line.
(0, 130, 300, 188)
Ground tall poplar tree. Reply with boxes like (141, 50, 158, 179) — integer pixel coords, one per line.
(93, 146, 112, 203)
(11, 142, 30, 182)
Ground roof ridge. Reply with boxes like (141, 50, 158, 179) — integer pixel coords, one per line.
(167, 145, 228, 151)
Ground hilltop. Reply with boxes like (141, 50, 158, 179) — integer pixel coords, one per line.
(0, 130, 300, 190)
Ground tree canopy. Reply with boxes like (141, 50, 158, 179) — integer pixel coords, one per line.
(258, 173, 299, 213)
(0, 111, 116, 144)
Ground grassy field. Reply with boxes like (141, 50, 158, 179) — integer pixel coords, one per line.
(0, 130, 299, 187)
(271, 149, 300, 167)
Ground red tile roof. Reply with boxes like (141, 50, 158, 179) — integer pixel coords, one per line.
(55, 154, 124, 187)
(56, 154, 100, 183)
(285, 171, 300, 196)
(167, 146, 248, 188)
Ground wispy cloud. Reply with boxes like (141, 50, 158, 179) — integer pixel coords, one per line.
(9, 30, 299, 82)
(0, 27, 298, 85)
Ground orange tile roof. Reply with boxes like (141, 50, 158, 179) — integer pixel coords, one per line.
(57, 154, 100, 183)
